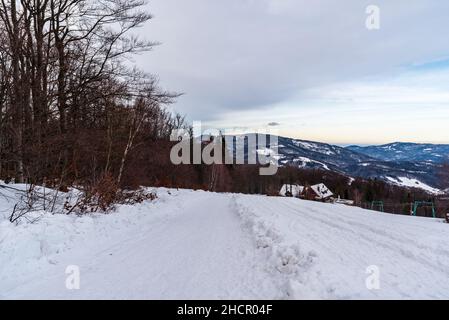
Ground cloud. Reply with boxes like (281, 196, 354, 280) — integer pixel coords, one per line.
(135, 0, 449, 142)
(268, 122, 281, 127)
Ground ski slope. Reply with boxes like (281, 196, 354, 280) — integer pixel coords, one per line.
(1, 188, 449, 299)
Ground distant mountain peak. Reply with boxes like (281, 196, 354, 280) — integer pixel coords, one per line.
(346, 142, 449, 164)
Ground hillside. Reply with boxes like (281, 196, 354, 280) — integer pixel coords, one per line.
(230, 135, 448, 192)
(347, 142, 449, 164)
(1, 186, 449, 299)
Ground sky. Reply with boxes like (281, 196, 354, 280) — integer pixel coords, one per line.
(135, 0, 449, 145)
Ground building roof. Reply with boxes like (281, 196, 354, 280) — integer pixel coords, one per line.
(310, 183, 334, 199)
(280, 184, 304, 197)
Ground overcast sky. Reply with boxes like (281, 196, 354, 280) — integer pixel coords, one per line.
(135, 0, 449, 145)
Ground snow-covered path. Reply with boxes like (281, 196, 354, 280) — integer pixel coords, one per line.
(1, 188, 449, 300)
(234, 195, 449, 299)
(1, 191, 281, 300)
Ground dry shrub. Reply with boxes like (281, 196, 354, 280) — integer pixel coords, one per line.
(65, 173, 157, 214)
(265, 186, 281, 197)
(117, 189, 157, 205)
(64, 173, 119, 213)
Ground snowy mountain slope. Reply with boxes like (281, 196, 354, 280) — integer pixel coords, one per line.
(344, 159, 444, 191)
(347, 142, 449, 164)
(385, 176, 442, 194)
(231, 134, 373, 173)
(2, 188, 449, 300)
(230, 135, 446, 190)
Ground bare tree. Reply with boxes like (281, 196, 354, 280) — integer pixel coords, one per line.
(0, 0, 178, 188)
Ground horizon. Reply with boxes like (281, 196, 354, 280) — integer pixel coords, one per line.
(136, 0, 449, 145)
(212, 132, 449, 147)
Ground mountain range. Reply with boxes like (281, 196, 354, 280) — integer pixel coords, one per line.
(347, 143, 449, 164)
(229, 135, 449, 194)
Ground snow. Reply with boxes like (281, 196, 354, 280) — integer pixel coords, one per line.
(234, 195, 449, 299)
(386, 176, 442, 194)
(1, 186, 449, 300)
(360, 163, 370, 167)
(0, 188, 283, 300)
(348, 177, 355, 186)
(334, 198, 354, 206)
(293, 157, 330, 171)
(293, 141, 335, 156)
(256, 148, 284, 161)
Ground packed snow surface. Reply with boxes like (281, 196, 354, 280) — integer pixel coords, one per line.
(1, 186, 449, 300)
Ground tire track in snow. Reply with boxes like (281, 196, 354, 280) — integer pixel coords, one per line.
(231, 195, 323, 299)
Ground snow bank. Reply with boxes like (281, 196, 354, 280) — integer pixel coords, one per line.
(0, 187, 177, 299)
(232, 195, 320, 299)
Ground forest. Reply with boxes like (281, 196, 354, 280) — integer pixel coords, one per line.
(0, 0, 186, 188)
